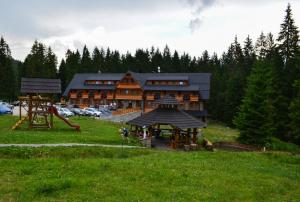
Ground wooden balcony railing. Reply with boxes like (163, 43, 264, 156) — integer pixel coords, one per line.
(117, 83, 141, 89)
(146, 95, 154, 100)
(82, 94, 88, 99)
(190, 95, 199, 102)
(94, 94, 101, 99)
(176, 95, 183, 102)
(115, 94, 142, 100)
(70, 93, 77, 99)
(107, 94, 114, 100)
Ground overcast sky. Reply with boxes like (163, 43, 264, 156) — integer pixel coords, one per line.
(1, 0, 300, 62)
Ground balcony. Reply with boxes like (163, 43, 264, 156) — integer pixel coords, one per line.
(107, 94, 114, 100)
(176, 95, 183, 102)
(82, 94, 88, 99)
(117, 83, 141, 89)
(146, 95, 154, 100)
(115, 94, 142, 100)
(70, 93, 77, 99)
(94, 94, 101, 99)
(190, 95, 199, 102)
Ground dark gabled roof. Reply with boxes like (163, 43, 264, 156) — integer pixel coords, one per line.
(63, 71, 211, 99)
(21, 78, 61, 94)
(143, 84, 199, 92)
(146, 75, 188, 81)
(127, 107, 205, 129)
(63, 73, 122, 96)
(155, 95, 179, 105)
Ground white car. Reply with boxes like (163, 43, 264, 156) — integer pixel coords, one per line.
(85, 108, 102, 117)
(57, 108, 74, 117)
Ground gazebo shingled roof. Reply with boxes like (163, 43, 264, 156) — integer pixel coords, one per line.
(127, 96, 205, 130)
(21, 78, 61, 94)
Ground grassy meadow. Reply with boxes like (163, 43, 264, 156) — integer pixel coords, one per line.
(0, 147, 300, 201)
(0, 115, 130, 145)
(0, 115, 300, 201)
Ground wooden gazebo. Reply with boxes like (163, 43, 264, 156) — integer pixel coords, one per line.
(127, 95, 205, 149)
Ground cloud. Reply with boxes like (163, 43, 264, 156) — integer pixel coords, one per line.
(186, 0, 217, 32)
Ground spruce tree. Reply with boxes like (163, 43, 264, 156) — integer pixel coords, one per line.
(92, 47, 105, 73)
(44, 47, 57, 78)
(288, 79, 300, 144)
(58, 59, 67, 92)
(80, 45, 92, 73)
(0, 37, 16, 101)
(277, 3, 299, 64)
(234, 60, 276, 145)
(255, 32, 267, 58)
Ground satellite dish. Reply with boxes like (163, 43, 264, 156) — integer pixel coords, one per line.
(157, 66, 161, 73)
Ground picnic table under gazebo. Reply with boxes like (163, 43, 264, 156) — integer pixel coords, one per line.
(127, 95, 205, 149)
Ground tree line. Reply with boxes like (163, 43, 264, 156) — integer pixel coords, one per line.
(0, 4, 299, 145)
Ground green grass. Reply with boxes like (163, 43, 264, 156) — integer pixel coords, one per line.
(0, 115, 134, 145)
(0, 147, 300, 201)
(201, 121, 240, 143)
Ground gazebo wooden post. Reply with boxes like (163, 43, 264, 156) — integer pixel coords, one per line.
(192, 128, 197, 144)
(28, 95, 33, 128)
(50, 98, 54, 128)
(186, 128, 191, 144)
(19, 98, 22, 120)
(174, 128, 180, 149)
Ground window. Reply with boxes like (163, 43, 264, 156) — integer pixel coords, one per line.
(154, 93, 161, 100)
(183, 94, 190, 101)
(107, 81, 112, 85)
(96, 81, 100, 84)
(179, 81, 184, 86)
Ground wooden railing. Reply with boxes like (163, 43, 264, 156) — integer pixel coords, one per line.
(82, 94, 88, 99)
(115, 95, 142, 100)
(112, 107, 141, 115)
(190, 95, 199, 102)
(70, 93, 77, 99)
(176, 95, 183, 102)
(117, 83, 141, 89)
(146, 95, 154, 100)
(94, 94, 101, 99)
(107, 94, 114, 100)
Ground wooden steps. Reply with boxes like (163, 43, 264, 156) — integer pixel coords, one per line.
(11, 116, 28, 130)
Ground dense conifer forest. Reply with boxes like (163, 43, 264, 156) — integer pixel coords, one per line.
(0, 4, 299, 145)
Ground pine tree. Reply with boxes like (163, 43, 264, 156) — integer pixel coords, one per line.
(92, 47, 105, 73)
(23, 40, 46, 78)
(234, 60, 277, 145)
(162, 45, 172, 72)
(65, 49, 81, 85)
(58, 59, 67, 92)
(44, 47, 57, 78)
(255, 32, 267, 58)
(277, 3, 300, 64)
(288, 79, 300, 144)
(80, 45, 92, 73)
(0, 37, 16, 101)
(172, 51, 181, 72)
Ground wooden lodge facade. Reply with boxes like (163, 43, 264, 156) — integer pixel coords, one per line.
(63, 71, 211, 115)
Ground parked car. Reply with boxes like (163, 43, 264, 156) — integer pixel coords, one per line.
(0, 101, 14, 109)
(71, 108, 86, 116)
(0, 104, 13, 115)
(85, 108, 102, 117)
(61, 108, 74, 117)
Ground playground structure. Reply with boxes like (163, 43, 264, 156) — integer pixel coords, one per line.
(12, 78, 80, 131)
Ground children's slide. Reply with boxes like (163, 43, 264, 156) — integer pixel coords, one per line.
(49, 107, 80, 131)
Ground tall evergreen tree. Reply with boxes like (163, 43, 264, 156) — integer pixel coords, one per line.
(288, 79, 300, 144)
(80, 45, 92, 73)
(255, 32, 267, 58)
(277, 3, 300, 65)
(0, 37, 16, 101)
(58, 59, 67, 92)
(65, 49, 81, 85)
(44, 47, 57, 78)
(92, 47, 105, 73)
(234, 60, 277, 145)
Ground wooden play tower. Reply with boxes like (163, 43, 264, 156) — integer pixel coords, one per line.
(12, 78, 80, 131)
